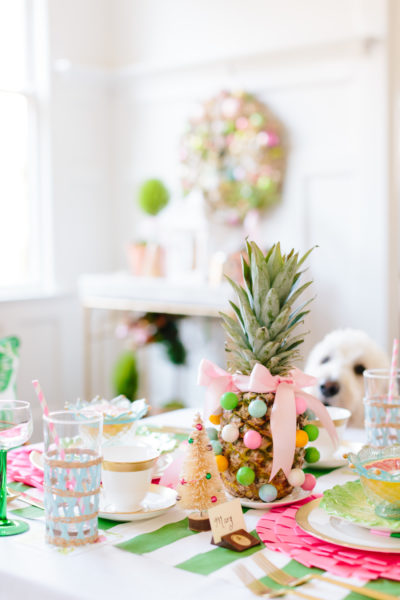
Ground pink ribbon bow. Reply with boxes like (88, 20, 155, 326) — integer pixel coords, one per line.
(198, 359, 338, 481)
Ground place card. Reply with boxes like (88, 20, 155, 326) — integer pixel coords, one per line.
(208, 498, 261, 551)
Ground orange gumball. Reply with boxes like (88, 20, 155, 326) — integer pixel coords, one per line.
(209, 414, 221, 425)
(295, 430, 309, 448)
(216, 455, 228, 472)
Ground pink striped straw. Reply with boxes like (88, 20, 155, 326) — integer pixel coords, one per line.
(32, 379, 63, 456)
(388, 338, 399, 404)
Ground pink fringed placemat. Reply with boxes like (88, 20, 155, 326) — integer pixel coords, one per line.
(256, 495, 400, 581)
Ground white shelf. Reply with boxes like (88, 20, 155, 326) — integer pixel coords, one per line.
(78, 272, 232, 318)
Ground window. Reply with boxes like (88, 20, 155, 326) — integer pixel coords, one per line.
(0, 0, 48, 292)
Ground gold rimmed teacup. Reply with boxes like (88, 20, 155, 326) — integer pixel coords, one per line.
(102, 445, 159, 512)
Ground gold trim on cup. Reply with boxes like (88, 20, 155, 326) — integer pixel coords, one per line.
(309, 417, 348, 428)
(102, 457, 158, 472)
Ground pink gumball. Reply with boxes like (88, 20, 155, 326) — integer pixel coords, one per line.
(295, 396, 307, 415)
(301, 473, 316, 491)
(243, 430, 262, 449)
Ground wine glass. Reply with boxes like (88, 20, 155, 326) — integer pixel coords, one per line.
(0, 400, 33, 536)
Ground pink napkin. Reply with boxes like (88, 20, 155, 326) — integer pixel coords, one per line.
(256, 495, 400, 581)
(7, 446, 44, 491)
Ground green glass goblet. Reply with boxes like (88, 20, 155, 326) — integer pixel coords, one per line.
(0, 400, 33, 536)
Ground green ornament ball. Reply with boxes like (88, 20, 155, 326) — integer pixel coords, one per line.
(303, 424, 319, 442)
(206, 427, 218, 441)
(236, 466, 255, 486)
(210, 440, 223, 455)
(305, 446, 320, 463)
(220, 392, 238, 410)
(248, 399, 267, 418)
(205, 473, 211, 480)
(138, 179, 170, 216)
(188, 438, 194, 444)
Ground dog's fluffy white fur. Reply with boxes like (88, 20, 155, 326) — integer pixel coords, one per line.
(305, 329, 389, 427)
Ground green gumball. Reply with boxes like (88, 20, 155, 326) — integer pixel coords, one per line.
(305, 446, 320, 463)
(220, 392, 238, 410)
(303, 424, 319, 442)
(236, 466, 255, 486)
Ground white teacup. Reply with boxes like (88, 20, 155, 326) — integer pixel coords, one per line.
(102, 444, 159, 511)
(309, 406, 351, 461)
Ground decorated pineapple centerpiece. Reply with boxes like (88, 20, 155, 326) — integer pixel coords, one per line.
(177, 413, 226, 531)
(199, 242, 337, 502)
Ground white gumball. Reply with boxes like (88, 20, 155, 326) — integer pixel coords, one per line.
(221, 423, 239, 443)
(287, 468, 306, 487)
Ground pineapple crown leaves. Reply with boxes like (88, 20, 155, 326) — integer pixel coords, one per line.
(221, 241, 316, 376)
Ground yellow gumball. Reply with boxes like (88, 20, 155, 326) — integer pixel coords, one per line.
(295, 430, 309, 448)
(209, 414, 221, 425)
(216, 455, 228, 472)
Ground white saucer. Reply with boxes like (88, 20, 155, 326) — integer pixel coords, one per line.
(233, 487, 312, 510)
(99, 483, 177, 521)
(29, 450, 172, 478)
(306, 442, 363, 470)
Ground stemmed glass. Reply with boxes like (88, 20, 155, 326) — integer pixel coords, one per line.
(0, 400, 33, 536)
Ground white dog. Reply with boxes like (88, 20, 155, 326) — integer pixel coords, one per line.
(305, 329, 389, 427)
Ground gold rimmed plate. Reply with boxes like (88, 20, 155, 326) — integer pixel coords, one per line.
(296, 498, 400, 553)
(99, 484, 177, 522)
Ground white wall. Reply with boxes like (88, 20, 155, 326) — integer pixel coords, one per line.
(110, 0, 399, 361)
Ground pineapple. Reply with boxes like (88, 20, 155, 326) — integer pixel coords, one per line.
(219, 241, 314, 500)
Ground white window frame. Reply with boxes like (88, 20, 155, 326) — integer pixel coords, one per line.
(0, 0, 53, 299)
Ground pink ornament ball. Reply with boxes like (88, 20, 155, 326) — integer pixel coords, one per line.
(195, 423, 203, 430)
(211, 495, 217, 503)
(295, 396, 307, 415)
(243, 430, 262, 449)
(301, 473, 316, 491)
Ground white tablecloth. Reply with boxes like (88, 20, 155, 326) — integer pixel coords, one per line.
(0, 409, 369, 600)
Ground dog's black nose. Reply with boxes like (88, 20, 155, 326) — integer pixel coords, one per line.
(320, 381, 340, 398)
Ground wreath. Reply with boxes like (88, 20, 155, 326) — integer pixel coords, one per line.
(180, 90, 286, 223)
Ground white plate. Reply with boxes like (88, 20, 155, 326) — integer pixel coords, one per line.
(29, 449, 172, 478)
(296, 498, 400, 553)
(99, 483, 177, 521)
(233, 487, 313, 510)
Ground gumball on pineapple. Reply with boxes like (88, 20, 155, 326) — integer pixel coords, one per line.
(303, 424, 319, 442)
(259, 484, 278, 502)
(221, 423, 239, 443)
(301, 473, 316, 491)
(209, 414, 221, 425)
(287, 468, 305, 487)
(295, 396, 307, 415)
(243, 430, 262, 449)
(248, 399, 267, 418)
(216, 455, 228, 472)
(305, 447, 320, 464)
(206, 427, 218, 441)
(236, 466, 255, 486)
(220, 392, 238, 410)
(210, 440, 223, 455)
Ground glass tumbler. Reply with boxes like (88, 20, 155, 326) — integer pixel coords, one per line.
(364, 369, 400, 447)
(43, 411, 103, 547)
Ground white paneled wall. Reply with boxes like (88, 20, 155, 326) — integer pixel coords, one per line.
(1, 0, 399, 432)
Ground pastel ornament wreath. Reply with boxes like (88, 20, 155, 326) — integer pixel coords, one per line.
(180, 90, 286, 223)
